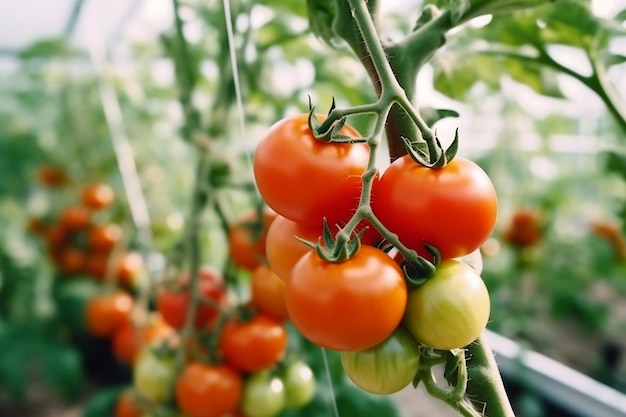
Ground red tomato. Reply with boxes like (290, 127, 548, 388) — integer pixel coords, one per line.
(85, 252, 108, 280)
(157, 268, 226, 330)
(176, 362, 243, 417)
(37, 165, 69, 187)
(114, 389, 143, 417)
(373, 156, 498, 260)
(115, 252, 144, 285)
(285, 246, 407, 351)
(60, 206, 92, 231)
(84, 291, 134, 338)
(81, 183, 115, 210)
(253, 113, 374, 226)
(112, 315, 175, 364)
(219, 313, 288, 372)
(228, 208, 277, 271)
(89, 223, 123, 252)
(265, 215, 381, 281)
(250, 265, 289, 321)
(57, 247, 86, 275)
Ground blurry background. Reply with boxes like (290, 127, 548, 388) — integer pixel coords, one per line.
(1, 1, 626, 417)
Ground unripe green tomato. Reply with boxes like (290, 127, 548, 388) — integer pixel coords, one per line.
(403, 260, 490, 350)
(133, 348, 176, 403)
(341, 326, 420, 395)
(241, 372, 286, 417)
(281, 361, 316, 408)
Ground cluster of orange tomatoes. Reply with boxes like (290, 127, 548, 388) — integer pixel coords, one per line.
(27, 166, 143, 286)
(103, 208, 316, 417)
(252, 113, 498, 394)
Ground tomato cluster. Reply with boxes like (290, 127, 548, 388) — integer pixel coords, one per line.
(27, 174, 144, 286)
(111, 208, 316, 417)
(253, 114, 497, 395)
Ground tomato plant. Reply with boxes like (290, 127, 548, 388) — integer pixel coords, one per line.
(373, 156, 498, 260)
(250, 264, 289, 321)
(280, 360, 316, 409)
(84, 291, 134, 338)
(157, 267, 226, 330)
(240, 372, 286, 417)
(404, 260, 491, 350)
(133, 348, 176, 403)
(285, 245, 407, 351)
(175, 362, 243, 417)
(219, 313, 288, 373)
(341, 326, 420, 395)
(253, 113, 375, 226)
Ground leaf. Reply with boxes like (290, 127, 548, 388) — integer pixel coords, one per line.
(307, 0, 337, 46)
(41, 344, 84, 400)
(82, 386, 127, 417)
(420, 107, 460, 126)
(604, 53, 626, 67)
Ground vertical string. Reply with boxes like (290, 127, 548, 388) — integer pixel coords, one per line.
(221, 2, 339, 417)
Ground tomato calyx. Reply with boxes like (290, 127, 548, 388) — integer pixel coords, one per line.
(307, 100, 366, 144)
(401, 128, 459, 168)
(296, 218, 363, 262)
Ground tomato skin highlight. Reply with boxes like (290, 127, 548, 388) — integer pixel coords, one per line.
(253, 113, 374, 226)
(341, 326, 420, 395)
(373, 156, 498, 260)
(285, 246, 407, 351)
(403, 260, 491, 350)
(175, 362, 243, 417)
(219, 313, 288, 372)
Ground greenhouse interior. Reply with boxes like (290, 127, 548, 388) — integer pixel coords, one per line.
(1, 1, 626, 417)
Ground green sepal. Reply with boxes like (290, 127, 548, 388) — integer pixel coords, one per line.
(443, 349, 462, 387)
(422, 241, 442, 267)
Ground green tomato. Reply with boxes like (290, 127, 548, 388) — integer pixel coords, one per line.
(133, 348, 176, 403)
(281, 361, 316, 408)
(403, 259, 490, 350)
(341, 326, 420, 395)
(241, 372, 286, 417)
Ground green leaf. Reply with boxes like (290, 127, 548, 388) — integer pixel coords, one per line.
(604, 53, 626, 67)
(307, 0, 337, 46)
(0, 348, 28, 401)
(82, 386, 127, 417)
(41, 344, 84, 400)
(420, 107, 460, 126)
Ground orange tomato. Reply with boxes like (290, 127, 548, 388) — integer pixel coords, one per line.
(84, 291, 134, 338)
(58, 247, 86, 275)
(228, 207, 277, 271)
(115, 252, 144, 285)
(60, 206, 92, 231)
(114, 389, 143, 417)
(112, 316, 175, 364)
(81, 183, 115, 210)
(250, 265, 289, 321)
(89, 223, 123, 252)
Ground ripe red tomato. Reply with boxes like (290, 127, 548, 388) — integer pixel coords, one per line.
(37, 165, 68, 187)
(403, 260, 490, 350)
(85, 252, 108, 280)
(157, 268, 226, 330)
(89, 223, 123, 252)
(57, 246, 86, 275)
(250, 265, 289, 321)
(341, 326, 420, 395)
(112, 315, 175, 364)
(115, 252, 144, 285)
(502, 209, 543, 248)
(219, 313, 288, 373)
(114, 389, 143, 417)
(84, 291, 134, 338)
(373, 156, 497, 260)
(228, 207, 277, 271)
(60, 206, 92, 231)
(81, 183, 115, 210)
(285, 245, 407, 351)
(253, 113, 374, 226)
(175, 362, 243, 417)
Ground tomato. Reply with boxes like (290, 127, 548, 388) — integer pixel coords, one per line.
(228, 208, 277, 271)
(266, 216, 382, 282)
(37, 165, 68, 186)
(403, 260, 490, 350)
(157, 267, 225, 330)
(116, 252, 145, 285)
(133, 348, 176, 403)
(175, 362, 243, 417)
(219, 313, 287, 372)
(280, 361, 316, 409)
(285, 245, 406, 351)
(85, 252, 108, 280)
(112, 315, 175, 364)
(253, 113, 374, 226)
(60, 206, 92, 231)
(341, 326, 420, 395)
(373, 156, 497, 260)
(240, 372, 285, 417)
(44, 223, 68, 248)
(58, 246, 86, 275)
(89, 223, 123, 252)
(84, 291, 134, 337)
(250, 265, 289, 321)
(115, 389, 143, 417)
(81, 183, 115, 210)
